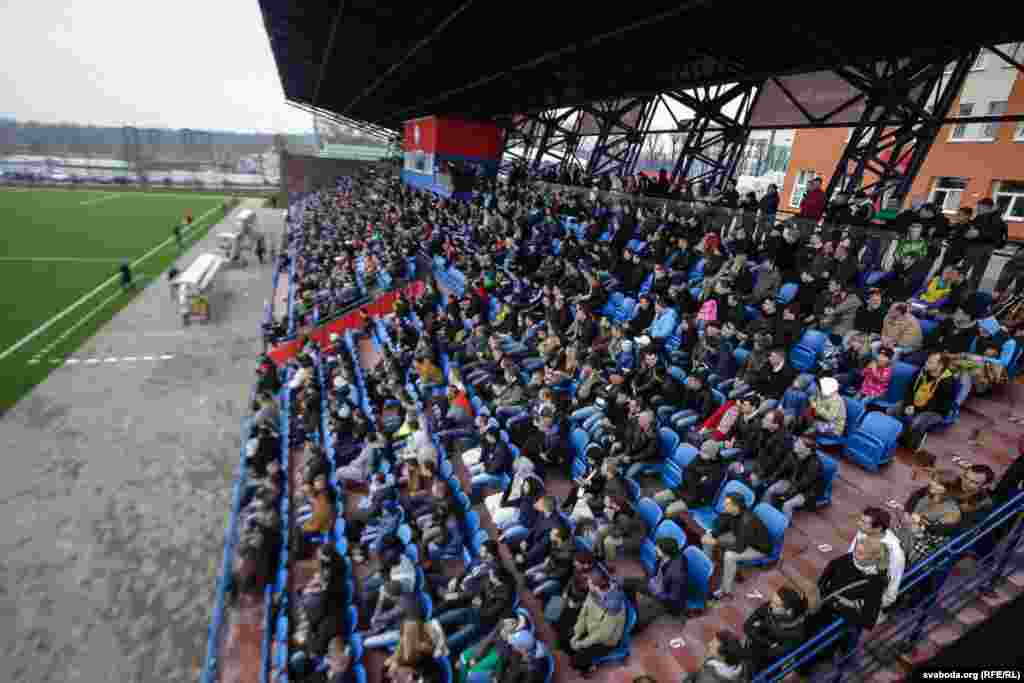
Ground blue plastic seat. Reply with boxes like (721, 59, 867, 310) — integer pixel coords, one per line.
(636, 497, 664, 537)
(671, 443, 700, 470)
(684, 546, 714, 611)
(817, 396, 866, 449)
(640, 519, 688, 574)
(866, 361, 918, 412)
(815, 452, 838, 508)
(789, 344, 818, 373)
(777, 283, 798, 305)
(571, 428, 590, 458)
(737, 503, 789, 567)
(842, 411, 904, 472)
(691, 480, 756, 532)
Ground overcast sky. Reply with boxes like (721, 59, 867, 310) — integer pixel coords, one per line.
(0, 0, 313, 133)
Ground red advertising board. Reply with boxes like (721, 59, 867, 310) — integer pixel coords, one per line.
(434, 118, 504, 161)
(403, 117, 438, 154)
(267, 281, 425, 366)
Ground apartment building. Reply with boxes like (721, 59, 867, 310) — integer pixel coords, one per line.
(781, 43, 1024, 236)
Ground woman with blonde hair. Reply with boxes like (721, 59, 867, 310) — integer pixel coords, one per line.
(384, 619, 444, 683)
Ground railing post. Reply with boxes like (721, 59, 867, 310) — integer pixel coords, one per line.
(902, 549, 957, 652)
(984, 511, 1024, 593)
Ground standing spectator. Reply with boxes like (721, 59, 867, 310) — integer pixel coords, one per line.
(848, 507, 905, 614)
(798, 178, 827, 222)
(963, 198, 1008, 290)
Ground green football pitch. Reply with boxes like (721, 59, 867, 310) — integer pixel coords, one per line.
(0, 187, 233, 412)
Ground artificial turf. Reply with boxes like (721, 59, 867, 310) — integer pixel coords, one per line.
(0, 187, 235, 413)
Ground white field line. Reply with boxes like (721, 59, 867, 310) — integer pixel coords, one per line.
(80, 193, 121, 206)
(0, 257, 127, 263)
(0, 204, 221, 362)
(33, 288, 126, 359)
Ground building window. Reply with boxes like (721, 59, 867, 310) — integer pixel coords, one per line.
(1002, 43, 1022, 67)
(930, 177, 969, 213)
(971, 51, 988, 70)
(950, 103, 974, 140)
(790, 169, 818, 208)
(995, 181, 1024, 222)
(982, 101, 1008, 140)
(1016, 122, 1024, 142)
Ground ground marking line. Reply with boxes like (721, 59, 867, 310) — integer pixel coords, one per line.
(66, 359, 79, 365)
(80, 193, 121, 206)
(0, 257, 128, 263)
(142, 355, 154, 361)
(34, 288, 127, 359)
(104, 358, 118, 363)
(123, 356, 137, 362)
(0, 204, 221, 362)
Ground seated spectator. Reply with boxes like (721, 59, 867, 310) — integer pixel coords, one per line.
(702, 493, 774, 600)
(653, 439, 727, 521)
(904, 306, 976, 367)
(365, 580, 417, 646)
(956, 463, 996, 530)
(806, 377, 846, 437)
(681, 631, 747, 683)
(563, 459, 618, 521)
(852, 347, 894, 403)
(438, 540, 499, 609)
(294, 568, 346, 657)
(962, 316, 1012, 395)
(843, 289, 887, 348)
(749, 347, 798, 401)
(489, 468, 543, 531)
(621, 537, 688, 632)
(817, 280, 863, 339)
(887, 352, 957, 452)
(743, 587, 808, 674)
(457, 614, 533, 683)
(436, 565, 517, 646)
(896, 473, 962, 567)
(423, 501, 464, 561)
(567, 573, 629, 676)
(875, 302, 923, 358)
(297, 472, 337, 558)
(595, 494, 647, 561)
(762, 432, 825, 522)
(848, 507, 905, 615)
(507, 495, 563, 568)
(383, 619, 446, 683)
(741, 408, 790, 490)
(524, 523, 576, 593)
(620, 411, 659, 479)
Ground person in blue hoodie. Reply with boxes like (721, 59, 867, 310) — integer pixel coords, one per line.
(620, 537, 689, 632)
(646, 295, 679, 351)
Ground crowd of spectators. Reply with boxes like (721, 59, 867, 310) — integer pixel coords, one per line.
(233, 165, 1024, 683)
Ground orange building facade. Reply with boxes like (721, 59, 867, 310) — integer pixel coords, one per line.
(781, 45, 1024, 237)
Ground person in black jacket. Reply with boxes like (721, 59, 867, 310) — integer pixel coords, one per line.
(744, 586, 808, 673)
(750, 348, 798, 402)
(654, 439, 728, 521)
(670, 372, 717, 434)
(762, 432, 825, 522)
(844, 288, 887, 347)
(886, 352, 957, 452)
(963, 197, 1009, 289)
(799, 540, 887, 674)
(703, 493, 774, 600)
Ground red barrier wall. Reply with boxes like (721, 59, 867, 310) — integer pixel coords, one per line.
(267, 280, 425, 366)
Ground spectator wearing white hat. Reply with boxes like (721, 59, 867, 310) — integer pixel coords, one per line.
(808, 377, 846, 437)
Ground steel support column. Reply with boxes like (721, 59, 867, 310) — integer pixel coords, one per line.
(664, 82, 761, 190)
(824, 50, 979, 204)
(580, 96, 657, 178)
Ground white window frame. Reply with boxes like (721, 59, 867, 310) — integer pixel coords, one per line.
(950, 103, 974, 140)
(789, 169, 817, 208)
(971, 51, 988, 71)
(930, 177, 969, 214)
(995, 182, 1024, 222)
(981, 101, 1008, 141)
(1002, 43, 1022, 67)
(1016, 121, 1024, 142)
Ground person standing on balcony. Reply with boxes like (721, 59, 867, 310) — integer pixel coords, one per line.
(963, 197, 1008, 290)
(798, 178, 827, 222)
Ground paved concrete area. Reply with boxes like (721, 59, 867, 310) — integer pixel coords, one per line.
(0, 203, 283, 683)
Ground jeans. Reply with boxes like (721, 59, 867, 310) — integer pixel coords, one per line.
(493, 508, 520, 530)
(885, 404, 946, 438)
(471, 472, 507, 495)
(703, 532, 766, 594)
(571, 405, 602, 423)
(363, 628, 400, 649)
(626, 460, 657, 479)
(437, 605, 482, 644)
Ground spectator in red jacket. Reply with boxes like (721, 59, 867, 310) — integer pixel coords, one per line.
(799, 178, 827, 221)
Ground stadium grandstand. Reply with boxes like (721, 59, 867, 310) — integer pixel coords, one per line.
(189, 3, 1024, 683)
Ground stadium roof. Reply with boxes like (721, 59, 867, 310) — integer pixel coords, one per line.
(259, 0, 1024, 133)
